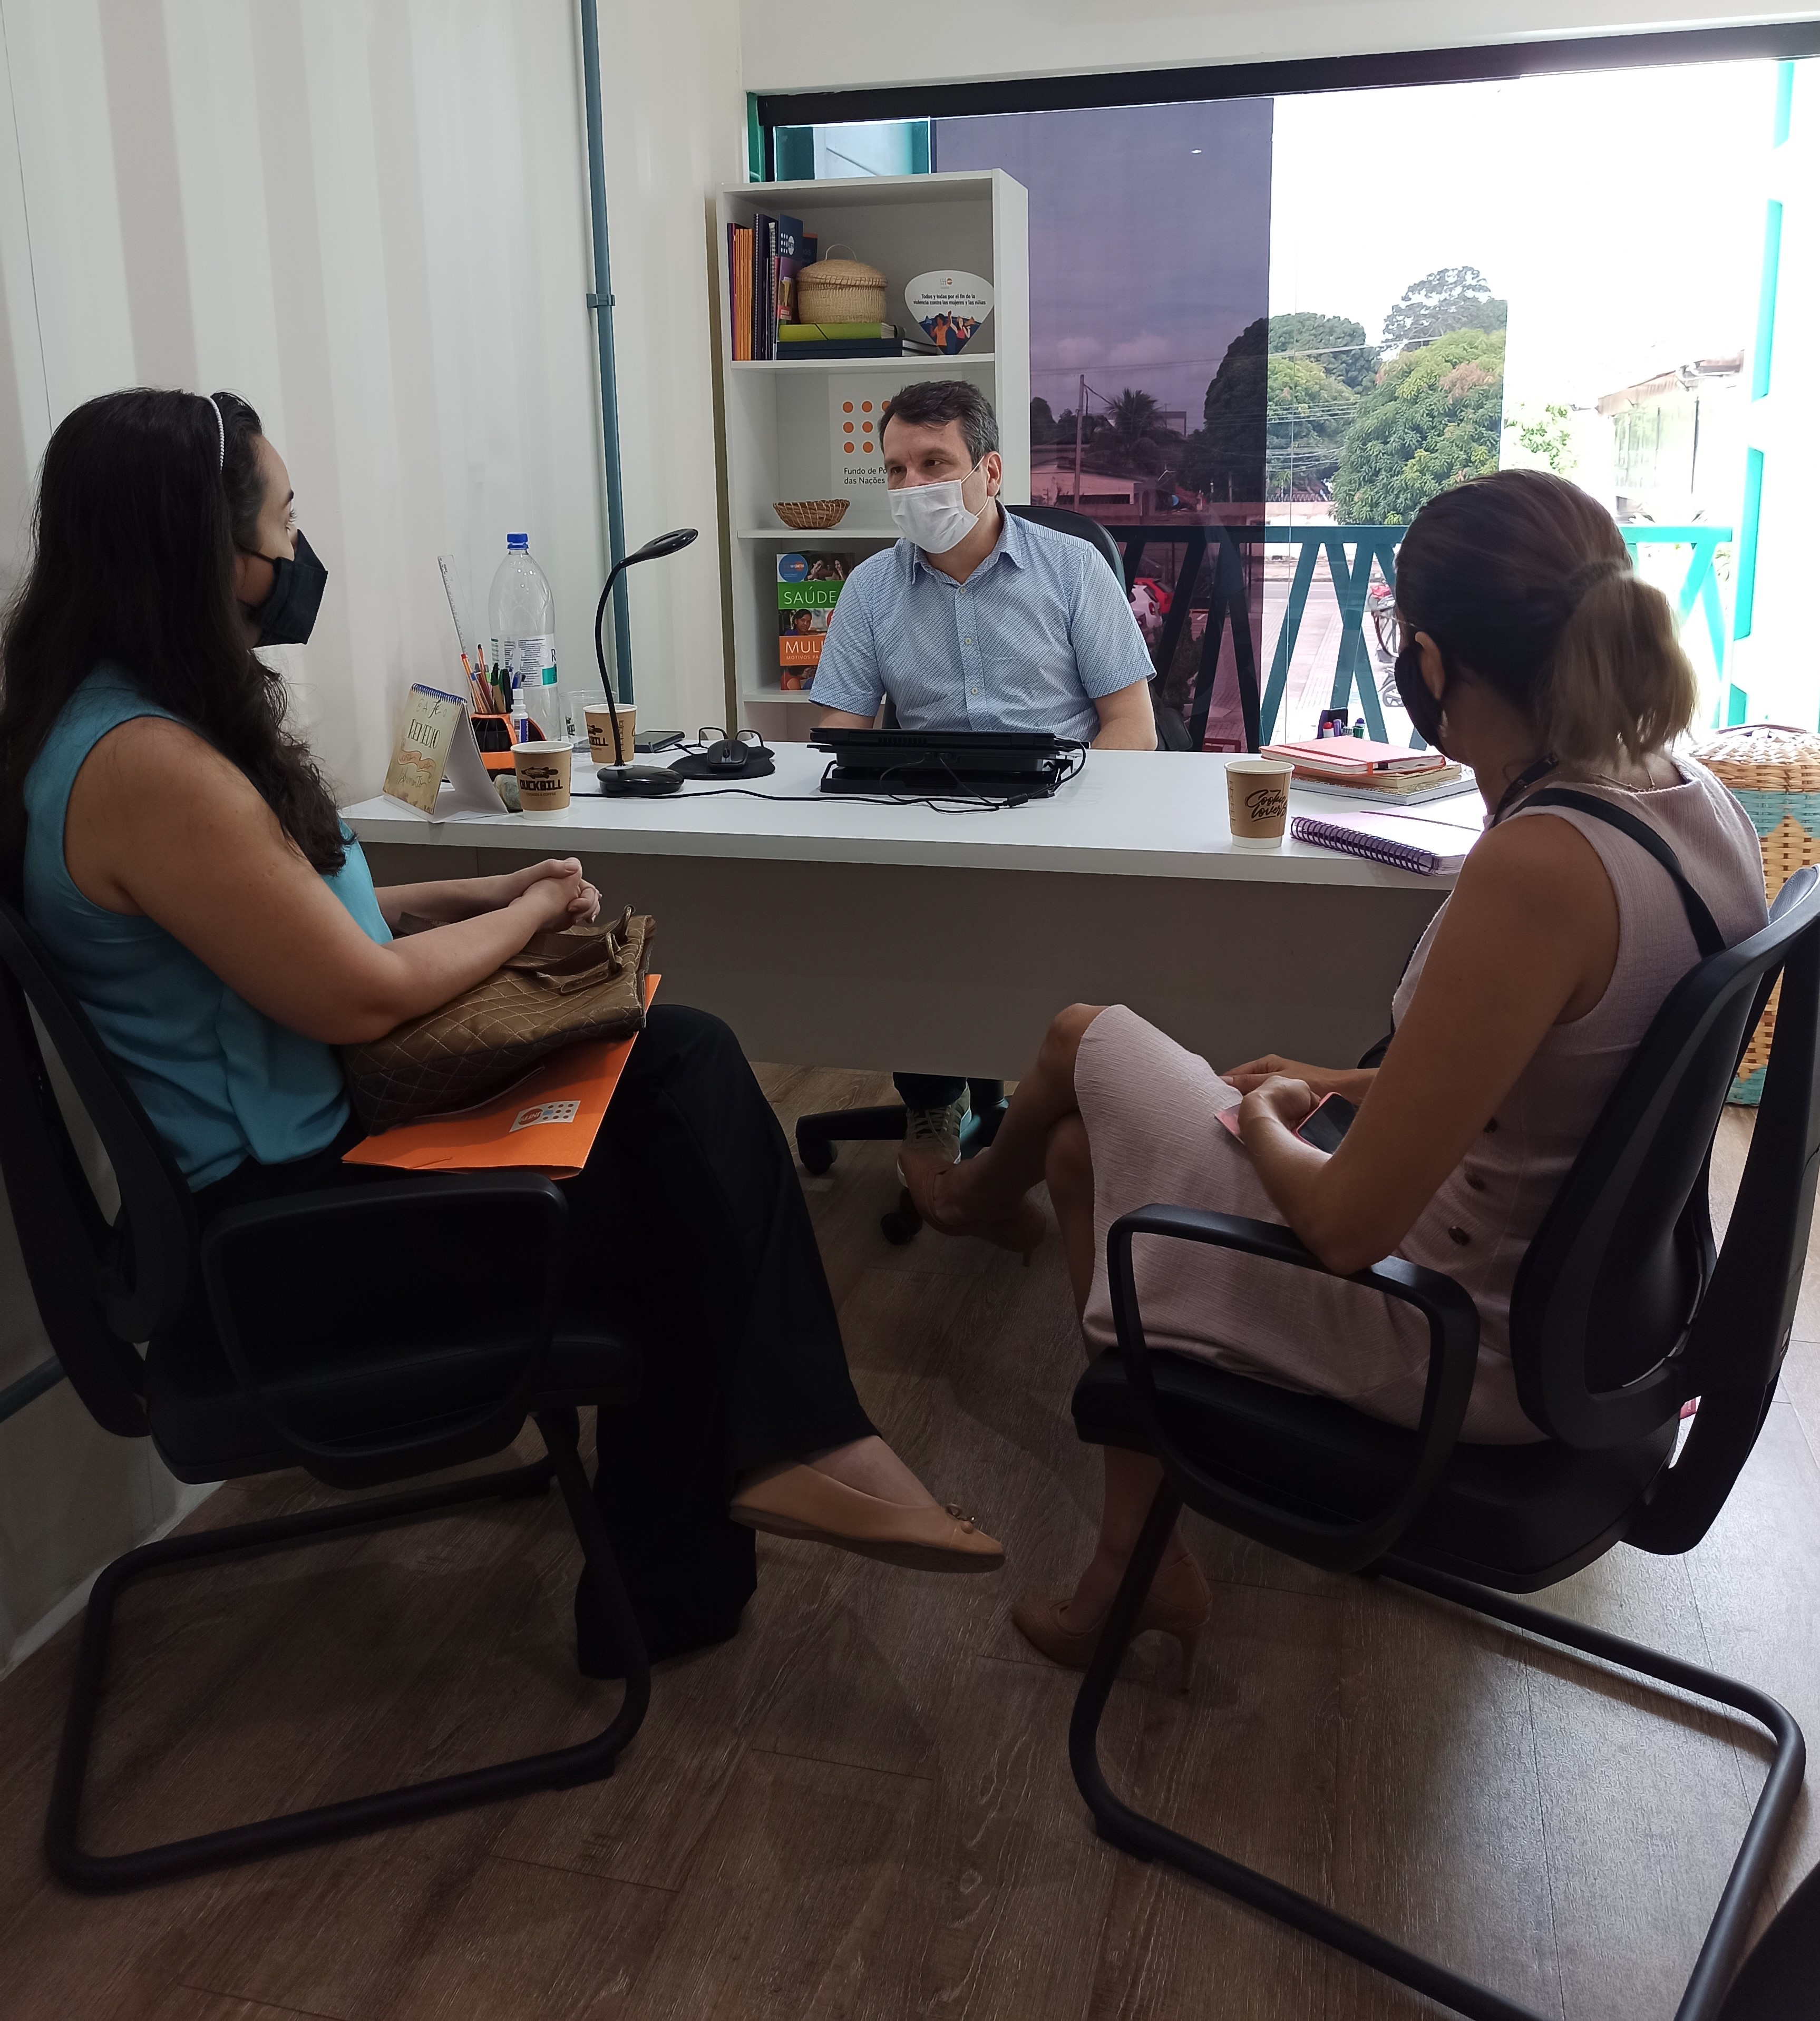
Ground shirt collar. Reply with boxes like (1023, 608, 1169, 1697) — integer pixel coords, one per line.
(898, 500, 1023, 584)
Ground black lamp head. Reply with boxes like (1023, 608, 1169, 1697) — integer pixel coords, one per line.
(629, 527, 698, 564)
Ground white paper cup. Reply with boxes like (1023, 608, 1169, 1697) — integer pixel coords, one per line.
(512, 740, 572, 816)
(1225, 757, 1293, 850)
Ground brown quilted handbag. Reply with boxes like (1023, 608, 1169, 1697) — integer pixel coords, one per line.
(343, 905, 654, 1132)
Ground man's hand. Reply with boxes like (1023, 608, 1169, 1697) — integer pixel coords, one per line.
(1089, 678, 1157, 750)
(1222, 1055, 1376, 1101)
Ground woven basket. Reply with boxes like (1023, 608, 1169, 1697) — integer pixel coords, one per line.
(1690, 724, 1820, 1105)
(773, 499, 850, 531)
(797, 254, 886, 326)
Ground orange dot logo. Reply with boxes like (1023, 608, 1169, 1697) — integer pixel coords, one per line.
(860, 400, 873, 412)
(844, 442, 854, 453)
(862, 441, 874, 453)
(842, 401, 854, 414)
(843, 421, 854, 434)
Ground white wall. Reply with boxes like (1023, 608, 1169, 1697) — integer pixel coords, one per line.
(595, 0, 746, 736)
(0, 0, 744, 1673)
(741, 1, 1816, 92)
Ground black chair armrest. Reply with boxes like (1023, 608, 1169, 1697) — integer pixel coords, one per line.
(200, 1171, 570, 1490)
(1107, 1204, 1481, 1573)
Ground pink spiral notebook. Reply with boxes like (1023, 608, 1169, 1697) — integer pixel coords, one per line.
(1290, 807, 1483, 876)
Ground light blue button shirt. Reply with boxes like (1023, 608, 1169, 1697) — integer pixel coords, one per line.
(811, 507, 1153, 743)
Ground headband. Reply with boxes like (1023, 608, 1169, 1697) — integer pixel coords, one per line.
(205, 393, 224, 470)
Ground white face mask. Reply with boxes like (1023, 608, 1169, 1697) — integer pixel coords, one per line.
(889, 462, 986, 554)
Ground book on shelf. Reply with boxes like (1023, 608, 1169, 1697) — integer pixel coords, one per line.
(728, 224, 752, 362)
(780, 607, 832, 639)
(774, 215, 815, 333)
(779, 633, 824, 667)
(780, 321, 902, 342)
(775, 338, 937, 360)
(777, 552, 851, 608)
(1262, 736, 1443, 776)
(1290, 806, 1484, 876)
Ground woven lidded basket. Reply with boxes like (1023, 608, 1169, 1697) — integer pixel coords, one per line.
(1690, 723, 1820, 1105)
(797, 253, 886, 326)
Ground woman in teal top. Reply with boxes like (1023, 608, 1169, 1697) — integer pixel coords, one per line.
(0, 387, 1000, 1673)
(23, 665, 394, 1186)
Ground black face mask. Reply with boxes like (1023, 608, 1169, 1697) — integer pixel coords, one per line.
(240, 529, 327, 647)
(1393, 637, 1447, 749)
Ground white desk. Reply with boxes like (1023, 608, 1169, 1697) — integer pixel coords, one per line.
(345, 748, 1466, 1079)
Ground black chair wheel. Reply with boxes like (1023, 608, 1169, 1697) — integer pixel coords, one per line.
(881, 1189, 921, 1245)
(798, 1138, 836, 1176)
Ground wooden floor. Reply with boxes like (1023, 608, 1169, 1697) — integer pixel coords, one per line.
(1, 1076, 1815, 2021)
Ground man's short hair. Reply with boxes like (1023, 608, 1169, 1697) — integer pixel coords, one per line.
(882, 380, 999, 464)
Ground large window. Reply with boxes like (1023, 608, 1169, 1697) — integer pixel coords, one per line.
(761, 28, 1817, 747)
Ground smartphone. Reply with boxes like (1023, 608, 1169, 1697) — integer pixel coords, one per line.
(1295, 1092, 1357, 1154)
(1214, 1090, 1356, 1150)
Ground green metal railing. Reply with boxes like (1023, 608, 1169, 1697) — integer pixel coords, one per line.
(1110, 521, 1733, 748)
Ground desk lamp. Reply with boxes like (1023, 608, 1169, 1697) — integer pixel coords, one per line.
(592, 527, 699, 797)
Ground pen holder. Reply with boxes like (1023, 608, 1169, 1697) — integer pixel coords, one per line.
(473, 711, 546, 775)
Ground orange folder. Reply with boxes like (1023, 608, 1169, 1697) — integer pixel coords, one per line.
(343, 977, 658, 1178)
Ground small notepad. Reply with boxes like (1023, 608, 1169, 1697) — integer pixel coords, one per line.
(381, 684, 503, 819)
(1290, 807, 1485, 875)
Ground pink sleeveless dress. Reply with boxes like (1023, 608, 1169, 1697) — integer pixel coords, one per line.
(1074, 763, 1768, 1442)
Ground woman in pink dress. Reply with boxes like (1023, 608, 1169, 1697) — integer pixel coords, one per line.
(901, 470, 1767, 1676)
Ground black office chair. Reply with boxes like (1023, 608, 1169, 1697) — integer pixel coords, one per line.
(1065, 866, 1819, 2021)
(792, 504, 1187, 1237)
(0, 897, 651, 1892)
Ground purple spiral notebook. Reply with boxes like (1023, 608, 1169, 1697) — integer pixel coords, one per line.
(1290, 807, 1483, 876)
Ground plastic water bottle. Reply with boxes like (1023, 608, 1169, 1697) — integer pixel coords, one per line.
(488, 533, 560, 741)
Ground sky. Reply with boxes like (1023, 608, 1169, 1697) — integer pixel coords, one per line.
(1269, 62, 1778, 412)
(927, 57, 1778, 432)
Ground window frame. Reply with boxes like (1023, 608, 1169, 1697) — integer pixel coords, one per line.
(754, 21, 1820, 174)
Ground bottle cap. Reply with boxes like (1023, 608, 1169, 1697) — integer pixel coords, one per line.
(507, 532, 529, 550)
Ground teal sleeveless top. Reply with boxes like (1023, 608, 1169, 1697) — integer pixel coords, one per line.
(22, 668, 393, 1188)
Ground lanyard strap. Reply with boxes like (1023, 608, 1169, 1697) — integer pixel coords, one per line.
(1520, 787, 1725, 959)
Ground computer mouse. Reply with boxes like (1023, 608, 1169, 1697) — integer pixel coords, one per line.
(703, 736, 753, 774)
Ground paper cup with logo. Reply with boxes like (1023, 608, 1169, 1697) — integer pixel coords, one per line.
(512, 740, 572, 816)
(584, 702, 635, 767)
(1225, 757, 1293, 850)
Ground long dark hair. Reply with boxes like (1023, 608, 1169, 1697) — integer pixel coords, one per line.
(0, 386, 344, 885)
(1395, 468, 1697, 771)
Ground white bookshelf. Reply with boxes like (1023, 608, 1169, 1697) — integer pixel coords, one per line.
(713, 171, 1029, 727)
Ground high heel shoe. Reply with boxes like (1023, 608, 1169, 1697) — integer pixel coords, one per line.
(1011, 1552, 1211, 1691)
(897, 1155, 1043, 1263)
(730, 1463, 1005, 1574)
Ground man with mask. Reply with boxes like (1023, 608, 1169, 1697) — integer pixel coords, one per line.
(813, 378, 1156, 1161)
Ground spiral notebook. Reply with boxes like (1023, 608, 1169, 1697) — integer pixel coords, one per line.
(1290, 808, 1483, 876)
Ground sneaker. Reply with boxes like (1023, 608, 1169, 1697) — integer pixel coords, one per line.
(902, 1091, 970, 1166)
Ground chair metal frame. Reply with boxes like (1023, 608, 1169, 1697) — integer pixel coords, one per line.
(1063, 867, 1820, 2019)
(0, 899, 653, 1892)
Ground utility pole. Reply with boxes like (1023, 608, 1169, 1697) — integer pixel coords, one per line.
(1073, 373, 1086, 510)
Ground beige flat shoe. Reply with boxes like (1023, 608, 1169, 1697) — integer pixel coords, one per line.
(730, 1462, 1005, 1574)
(1011, 1551, 1211, 1691)
(897, 1156, 1043, 1262)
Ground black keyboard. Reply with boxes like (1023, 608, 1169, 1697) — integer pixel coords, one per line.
(811, 727, 1061, 755)
(812, 725, 1073, 798)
